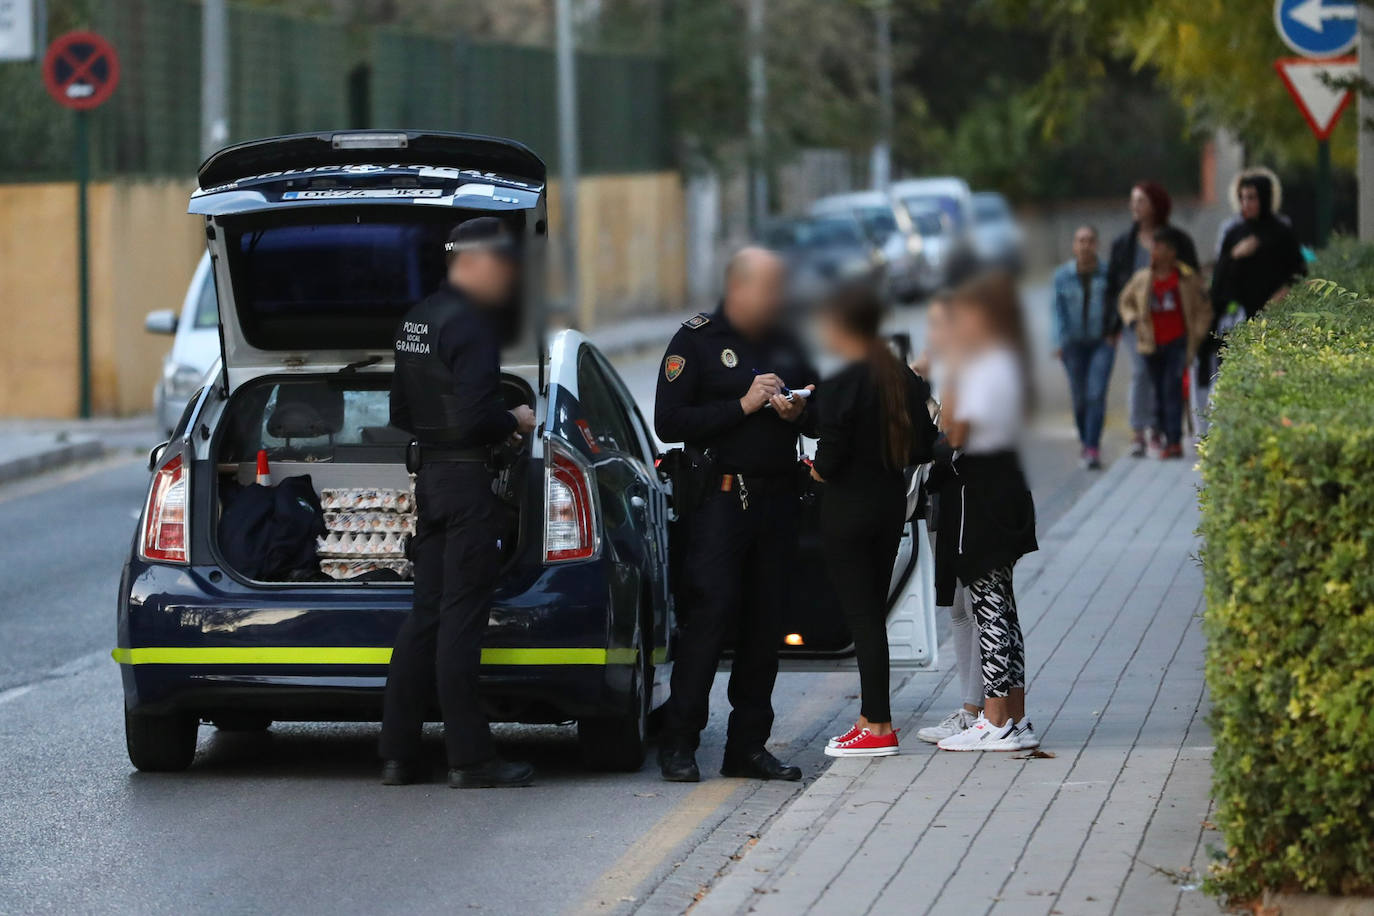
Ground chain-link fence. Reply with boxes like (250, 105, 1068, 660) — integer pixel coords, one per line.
(0, 0, 672, 180)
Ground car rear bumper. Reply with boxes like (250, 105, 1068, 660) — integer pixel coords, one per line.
(116, 560, 641, 723)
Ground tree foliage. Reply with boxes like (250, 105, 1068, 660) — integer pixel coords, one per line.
(994, 0, 1360, 168)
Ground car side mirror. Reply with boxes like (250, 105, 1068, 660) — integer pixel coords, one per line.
(144, 310, 178, 335)
(147, 441, 169, 471)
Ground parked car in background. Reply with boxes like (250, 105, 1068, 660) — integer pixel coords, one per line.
(971, 191, 1024, 272)
(809, 191, 925, 302)
(905, 203, 955, 293)
(891, 176, 978, 283)
(145, 252, 219, 435)
(761, 214, 886, 307)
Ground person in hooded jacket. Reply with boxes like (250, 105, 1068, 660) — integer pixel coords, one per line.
(1205, 172, 1306, 407)
(1105, 182, 1199, 457)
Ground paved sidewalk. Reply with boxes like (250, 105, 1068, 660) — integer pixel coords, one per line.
(695, 456, 1221, 916)
(0, 415, 161, 485)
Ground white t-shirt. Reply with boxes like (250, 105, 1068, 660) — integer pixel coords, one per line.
(954, 346, 1024, 454)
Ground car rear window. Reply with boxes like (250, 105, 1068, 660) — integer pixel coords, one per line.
(218, 378, 405, 463)
(222, 208, 510, 351)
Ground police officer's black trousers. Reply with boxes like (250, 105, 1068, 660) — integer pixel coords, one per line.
(380, 462, 498, 768)
(662, 477, 798, 754)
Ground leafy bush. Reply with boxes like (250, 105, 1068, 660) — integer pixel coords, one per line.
(1199, 261, 1374, 898)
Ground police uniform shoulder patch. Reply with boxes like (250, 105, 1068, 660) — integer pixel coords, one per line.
(664, 354, 686, 382)
(682, 313, 711, 330)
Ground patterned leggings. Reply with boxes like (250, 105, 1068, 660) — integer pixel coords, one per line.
(968, 565, 1025, 698)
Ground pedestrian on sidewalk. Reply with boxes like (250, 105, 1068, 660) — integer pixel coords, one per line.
(1117, 227, 1212, 460)
(1105, 182, 1199, 457)
(1199, 171, 1305, 441)
(910, 293, 988, 745)
(930, 273, 1040, 752)
(1051, 225, 1117, 470)
(810, 286, 937, 759)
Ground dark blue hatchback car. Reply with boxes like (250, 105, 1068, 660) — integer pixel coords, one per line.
(119, 131, 941, 775)
(118, 132, 673, 772)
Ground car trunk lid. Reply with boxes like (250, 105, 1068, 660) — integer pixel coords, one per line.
(189, 130, 548, 392)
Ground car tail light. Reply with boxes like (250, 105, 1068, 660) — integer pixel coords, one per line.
(142, 454, 189, 564)
(544, 440, 598, 563)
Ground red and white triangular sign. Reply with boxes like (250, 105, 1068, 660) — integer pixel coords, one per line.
(1275, 56, 1358, 141)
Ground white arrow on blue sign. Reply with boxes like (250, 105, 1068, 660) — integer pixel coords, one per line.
(1274, 0, 1359, 58)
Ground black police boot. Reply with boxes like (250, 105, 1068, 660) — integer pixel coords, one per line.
(448, 757, 535, 789)
(381, 759, 422, 786)
(720, 747, 801, 781)
(658, 743, 701, 783)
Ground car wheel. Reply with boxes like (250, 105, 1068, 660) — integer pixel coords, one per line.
(124, 709, 198, 772)
(577, 621, 651, 772)
(211, 714, 272, 732)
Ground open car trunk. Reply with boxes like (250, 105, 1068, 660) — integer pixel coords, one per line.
(210, 373, 534, 585)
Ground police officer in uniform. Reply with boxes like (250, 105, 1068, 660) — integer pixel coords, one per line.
(654, 247, 817, 783)
(380, 217, 537, 788)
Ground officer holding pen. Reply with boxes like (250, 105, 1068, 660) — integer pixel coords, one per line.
(653, 247, 818, 783)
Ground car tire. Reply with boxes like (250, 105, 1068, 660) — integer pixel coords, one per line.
(211, 714, 272, 732)
(577, 619, 652, 772)
(124, 709, 198, 772)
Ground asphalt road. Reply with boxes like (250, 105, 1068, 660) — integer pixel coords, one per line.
(0, 285, 1129, 915)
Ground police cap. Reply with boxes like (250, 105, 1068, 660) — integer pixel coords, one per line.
(444, 217, 519, 260)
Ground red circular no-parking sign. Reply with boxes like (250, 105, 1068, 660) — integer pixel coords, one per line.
(43, 31, 121, 111)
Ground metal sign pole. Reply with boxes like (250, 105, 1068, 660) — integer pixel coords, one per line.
(1317, 138, 1333, 246)
(75, 108, 91, 418)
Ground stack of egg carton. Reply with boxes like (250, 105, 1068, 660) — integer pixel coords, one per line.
(317, 487, 417, 580)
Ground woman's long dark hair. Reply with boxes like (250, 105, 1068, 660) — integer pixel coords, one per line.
(823, 285, 912, 470)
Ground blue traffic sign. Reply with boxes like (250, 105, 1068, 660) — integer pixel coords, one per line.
(1274, 0, 1359, 58)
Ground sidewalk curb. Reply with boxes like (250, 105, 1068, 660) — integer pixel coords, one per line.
(0, 438, 105, 486)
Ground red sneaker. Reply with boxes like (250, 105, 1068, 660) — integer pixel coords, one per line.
(824, 728, 899, 757)
(827, 723, 863, 748)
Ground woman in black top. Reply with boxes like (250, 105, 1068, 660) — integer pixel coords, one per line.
(811, 287, 936, 757)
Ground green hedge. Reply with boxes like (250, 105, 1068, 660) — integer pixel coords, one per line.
(1199, 242, 1374, 898)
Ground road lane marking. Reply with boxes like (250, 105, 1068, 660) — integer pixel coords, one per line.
(0, 453, 138, 505)
(572, 778, 745, 915)
(0, 685, 35, 706)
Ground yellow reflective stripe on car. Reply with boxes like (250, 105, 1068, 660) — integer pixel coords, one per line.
(111, 647, 640, 666)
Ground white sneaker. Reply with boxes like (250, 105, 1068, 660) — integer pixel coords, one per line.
(916, 708, 977, 744)
(936, 715, 1020, 752)
(1014, 720, 1040, 750)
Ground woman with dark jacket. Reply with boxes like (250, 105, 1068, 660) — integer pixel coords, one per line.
(1105, 182, 1199, 457)
(929, 273, 1039, 753)
(811, 287, 937, 758)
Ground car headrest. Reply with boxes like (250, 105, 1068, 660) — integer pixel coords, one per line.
(266, 385, 345, 439)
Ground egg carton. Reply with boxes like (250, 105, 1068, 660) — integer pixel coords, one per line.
(316, 531, 409, 559)
(323, 511, 416, 535)
(320, 558, 413, 581)
(319, 487, 414, 513)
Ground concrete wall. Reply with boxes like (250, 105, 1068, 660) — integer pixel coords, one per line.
(1016, 197, 1232, 275)
(0, 172, 687, 419)
(0, 180, 203, 419)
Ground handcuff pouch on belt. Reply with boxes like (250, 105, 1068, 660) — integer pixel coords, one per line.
(659, 445, 716, 517)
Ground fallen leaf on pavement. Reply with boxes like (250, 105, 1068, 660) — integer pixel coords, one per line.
(1014, 749, 1056, 759)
